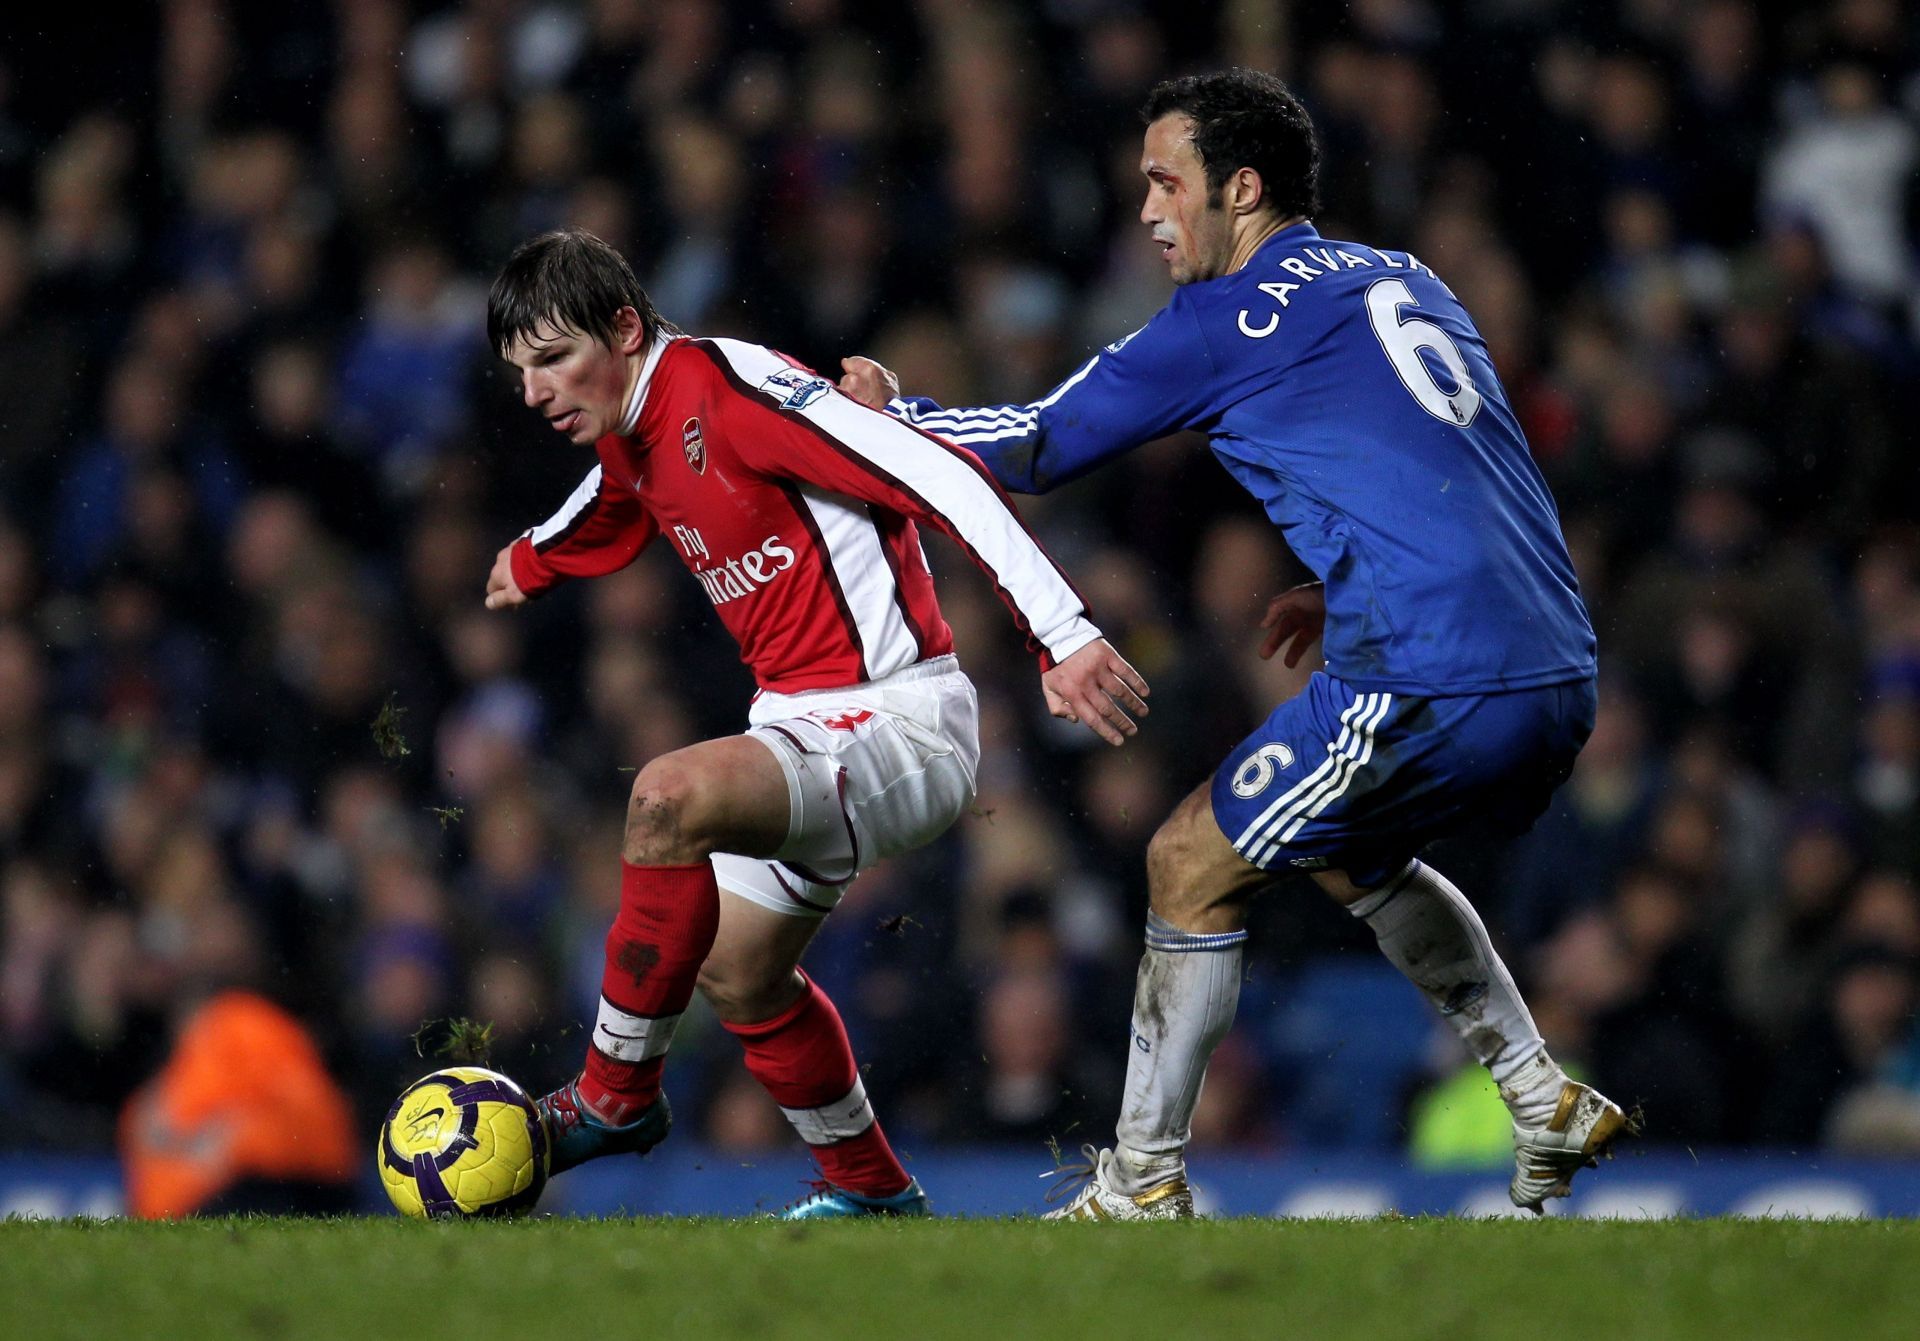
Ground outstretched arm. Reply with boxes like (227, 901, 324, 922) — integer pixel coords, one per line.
(488, 461, 657, 608)
(711, 341, 1151, 745)
(837, 299, 1216, 494)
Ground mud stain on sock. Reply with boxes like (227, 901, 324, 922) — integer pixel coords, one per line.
(1134, 953, 1174, 1035)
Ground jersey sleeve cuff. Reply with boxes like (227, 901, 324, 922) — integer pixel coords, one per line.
(1039, 617, 1102, 669)
(887, 395, 947, 421)
(509, 536, 557, 597)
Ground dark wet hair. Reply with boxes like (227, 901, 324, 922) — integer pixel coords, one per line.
(486, 228, 673, 358)
(1141, 69, 1321, 219)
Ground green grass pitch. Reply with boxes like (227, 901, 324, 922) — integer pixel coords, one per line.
(3, 1217, 1914, 1339)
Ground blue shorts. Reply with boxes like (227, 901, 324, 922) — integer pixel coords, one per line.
(1210, 673, 1597, 889)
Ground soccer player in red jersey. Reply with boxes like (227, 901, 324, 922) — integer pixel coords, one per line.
(483, 229, 1149, 1217)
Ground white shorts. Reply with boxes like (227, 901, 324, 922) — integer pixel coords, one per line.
(712, 655, 981, 918)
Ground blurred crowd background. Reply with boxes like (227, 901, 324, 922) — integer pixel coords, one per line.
(3, 0, 1920, 1209)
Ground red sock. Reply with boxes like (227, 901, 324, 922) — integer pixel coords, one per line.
(725, 970, 909, 1198)
(577, 861, 719, 1125)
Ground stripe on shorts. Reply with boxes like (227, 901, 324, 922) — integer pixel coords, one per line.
(1230, 693, 1376, 852)
(1234, 691, 1394, 867)
(1257, 691, 1393, 860)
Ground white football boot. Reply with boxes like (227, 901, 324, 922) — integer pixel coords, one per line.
(1042, 1146, 1194, 1221)
(1509, 1081, 1632, 1213)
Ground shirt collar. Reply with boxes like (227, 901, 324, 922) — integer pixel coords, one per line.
(618, 334, 676, 436)
(1250, 220, 1320, 262)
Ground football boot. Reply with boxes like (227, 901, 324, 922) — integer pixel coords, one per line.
(536, 1080, 672, 1176)
(1509, 1080, 1632, 1213)
(775, 1176, 932, 1220)
(1042, 1146, 1194, 1221)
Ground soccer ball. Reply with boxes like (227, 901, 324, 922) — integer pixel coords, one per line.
(378, 1066, 549, 1218)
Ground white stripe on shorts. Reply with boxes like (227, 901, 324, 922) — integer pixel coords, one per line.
(591, 997, 682, 1062)
(1237, 691, 1394, 866)
(1254, 691, 1393, 861)
(779, 1077, 877, 1146)
(1232, 693, 1377, 851)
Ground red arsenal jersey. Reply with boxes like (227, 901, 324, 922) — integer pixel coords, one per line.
(509, 336, 1100, 694)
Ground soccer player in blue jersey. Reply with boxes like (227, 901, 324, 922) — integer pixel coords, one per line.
(840, 68, 1626, 1218)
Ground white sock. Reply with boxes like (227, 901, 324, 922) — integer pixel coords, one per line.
(1110, 912, 1247, 1194)
(1349, 860, 1566, 1130)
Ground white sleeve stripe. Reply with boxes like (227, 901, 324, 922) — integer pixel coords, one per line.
(912, 416, 1038, 438)
(819, 407, 1094, 656)
(942, 425, 1046, 446)
(706, 340, 1098, 659)
(895, 350, 1100, 431)
(910, 401, 1035, 421)
(528, 464, 604, 547)
(910, 405, 1039, 430)
(913, 416, 1039, 440)
(1034, 351, 1103, 409)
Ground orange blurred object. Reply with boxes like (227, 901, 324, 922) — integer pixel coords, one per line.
(119, 990, 357, 1219)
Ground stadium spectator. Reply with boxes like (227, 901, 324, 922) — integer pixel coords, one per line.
(233, 341, 387, 548)
(1762, 62, 1916, 311)
(52, 356, 244, 590)
(1757, 943, 1920, 1147)
(121, 989, 357, 1218)
(332, 239, 483, 497)
(1501, 683, 1658, 947)
(0, 213, 84, 505)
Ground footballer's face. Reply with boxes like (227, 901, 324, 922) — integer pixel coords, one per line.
(504, 307, 645, 444)
(1140, 114, 1235, 284)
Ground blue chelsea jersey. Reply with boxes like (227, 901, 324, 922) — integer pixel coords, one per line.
(893, 222, 1597, 697)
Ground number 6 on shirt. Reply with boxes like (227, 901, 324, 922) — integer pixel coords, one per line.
(1366, 277, 1482, 428)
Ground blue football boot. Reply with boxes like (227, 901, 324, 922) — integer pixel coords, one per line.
(536, 1080, 672, 1175)
(776, 1177, 932, 1220)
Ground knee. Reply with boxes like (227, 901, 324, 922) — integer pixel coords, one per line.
(697, 958, 802, 1026)
(1310, 867, 1374, 908)
(693, 958, 746, 1021)
(1145, 799, 1265, 929)
(624, 757, 716, 864)
(1145, 818, 1206, 920)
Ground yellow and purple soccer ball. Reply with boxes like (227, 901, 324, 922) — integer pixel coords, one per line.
(378, 1066, 548, 1218)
